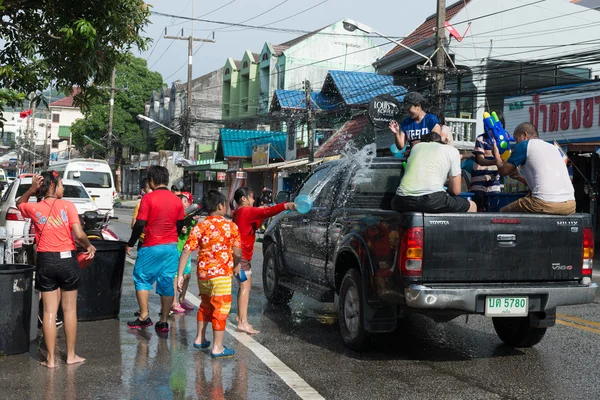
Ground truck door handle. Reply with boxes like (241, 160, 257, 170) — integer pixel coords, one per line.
(281, 224, 293, 229)
(497, 234, 516, 247)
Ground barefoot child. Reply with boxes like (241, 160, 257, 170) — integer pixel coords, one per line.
(230, 187, 295, 334)
(178, 190, 242, 358)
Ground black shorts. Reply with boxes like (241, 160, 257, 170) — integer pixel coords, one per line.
(36, 251, 81, 292)
(391, 192, 471, 213)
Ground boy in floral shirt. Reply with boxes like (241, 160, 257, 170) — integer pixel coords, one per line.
(177, 190, 241, 358)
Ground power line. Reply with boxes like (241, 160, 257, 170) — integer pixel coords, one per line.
(168, 0, 238, 28)
(212, 0, 290, 33)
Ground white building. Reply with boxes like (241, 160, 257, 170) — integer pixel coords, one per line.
(48, 88, 83, 161)
(374, 0, 600, 136)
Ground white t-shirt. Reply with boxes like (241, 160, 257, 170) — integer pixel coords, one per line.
(397, 142, 461, 196)
(506, 139, 574, 202)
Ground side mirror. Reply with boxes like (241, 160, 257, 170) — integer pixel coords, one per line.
(275, 190, 291, 204)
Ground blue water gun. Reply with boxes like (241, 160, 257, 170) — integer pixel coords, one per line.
(483, 111, 514, 154)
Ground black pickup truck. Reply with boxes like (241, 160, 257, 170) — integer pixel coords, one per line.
(262, 156, 598, 350)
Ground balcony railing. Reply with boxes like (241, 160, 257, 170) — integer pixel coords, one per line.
(446, 117, 477, 149)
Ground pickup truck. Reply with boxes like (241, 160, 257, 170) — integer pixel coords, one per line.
(262, 156, 598, 350)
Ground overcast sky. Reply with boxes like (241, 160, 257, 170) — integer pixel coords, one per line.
(134, 0, 439, 85)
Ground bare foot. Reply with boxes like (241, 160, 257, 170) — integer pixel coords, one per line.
(41, 360, 56, 368)
(66, 355, 86, 365)
(237, 323, 259, 335)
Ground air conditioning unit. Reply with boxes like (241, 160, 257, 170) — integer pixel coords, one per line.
(256, 124, 270, 131)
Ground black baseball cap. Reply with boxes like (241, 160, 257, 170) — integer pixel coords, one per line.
(403, 92, 425, 107)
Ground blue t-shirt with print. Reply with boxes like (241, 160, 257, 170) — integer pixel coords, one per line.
(401, 113, 440, 144)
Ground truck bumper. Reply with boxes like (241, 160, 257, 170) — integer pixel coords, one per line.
(404, 283, 598, 313)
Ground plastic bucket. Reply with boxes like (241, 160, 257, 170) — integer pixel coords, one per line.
(77, 241, 127, 321)
(295, 194, 313, 214)
(0, 264, 35, 355)
(487, 192, 527, 212)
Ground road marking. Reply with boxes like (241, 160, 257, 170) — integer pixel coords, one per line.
(557, 313, 600, 329)
(184, 292, 325, 400)
(556, 319, 600, 335)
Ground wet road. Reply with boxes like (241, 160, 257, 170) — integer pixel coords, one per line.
(3, 207, 600, 399)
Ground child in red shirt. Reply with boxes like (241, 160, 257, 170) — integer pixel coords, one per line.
(231, 187, 295, 334)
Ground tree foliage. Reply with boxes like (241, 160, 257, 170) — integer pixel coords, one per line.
(0, 0, 151, 125)
(70, 57, 164, 157)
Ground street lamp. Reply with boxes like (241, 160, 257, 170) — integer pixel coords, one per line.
(136, 114, 182, 136)
(342, 18, 430, 61)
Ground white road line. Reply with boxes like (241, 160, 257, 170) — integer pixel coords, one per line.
(184, 291, 325, 400)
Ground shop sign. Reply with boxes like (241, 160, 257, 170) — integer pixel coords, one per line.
(205, 171, 216, 181)
(217, 172, 226, 181)
(504, 83, 600, 142)
(368, 94, 401, 129)
(236, 171, 247, 179)
(252, 144, 270, 167)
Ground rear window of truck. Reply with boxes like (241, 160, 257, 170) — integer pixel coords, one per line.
(347, 165, 402, 209)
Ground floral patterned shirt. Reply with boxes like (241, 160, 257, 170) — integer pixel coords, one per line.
(184, 215, 241, 281)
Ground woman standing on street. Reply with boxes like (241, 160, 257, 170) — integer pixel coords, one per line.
(17, 171, 96, 368)
(231, 187, 295, 334)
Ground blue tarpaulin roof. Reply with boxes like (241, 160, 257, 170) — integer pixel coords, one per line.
(217, 128, 286, 159)
(323, 70, 407, 106)
(272, 90, 340, 111)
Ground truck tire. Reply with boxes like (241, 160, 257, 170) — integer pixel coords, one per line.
(492, 317, 547, 347)
(339, 269, 370, 351)
(263, 245, 293, 305)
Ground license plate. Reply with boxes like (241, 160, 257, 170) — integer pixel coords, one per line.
(485, 296, 528, 317)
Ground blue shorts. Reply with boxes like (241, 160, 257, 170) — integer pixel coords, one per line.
(133, 244, 179, 296)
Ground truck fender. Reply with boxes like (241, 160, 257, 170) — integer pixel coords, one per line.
(334, 232, 377, 303)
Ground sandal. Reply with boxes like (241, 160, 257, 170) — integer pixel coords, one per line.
(211, 346, 235, 358)
(171, 305, 185, 314)
(193, 340, 211, 349)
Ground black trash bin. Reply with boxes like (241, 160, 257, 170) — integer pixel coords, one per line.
(0, 264, 35, 355)
(77, 241, 127, 321)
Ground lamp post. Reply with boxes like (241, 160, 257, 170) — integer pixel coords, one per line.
(136, 114, 182, 136)
(342, 19, 430, 61)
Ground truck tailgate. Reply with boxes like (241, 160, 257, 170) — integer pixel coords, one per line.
(421, 213, 590, 283)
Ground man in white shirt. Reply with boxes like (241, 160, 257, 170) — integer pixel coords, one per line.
(391, 132, 477, 213)
(493, 122, 575, 215)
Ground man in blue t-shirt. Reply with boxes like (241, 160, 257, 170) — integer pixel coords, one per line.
(389, 92, 441, 150)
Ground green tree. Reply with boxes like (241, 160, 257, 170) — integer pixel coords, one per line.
(71, 57, 164, 156)
(0, 0, 151, 126)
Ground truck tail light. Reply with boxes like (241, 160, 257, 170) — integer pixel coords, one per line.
(582, 227, 594, 276)
(399, 227, 423, 277)
(6, 207, 24, 221)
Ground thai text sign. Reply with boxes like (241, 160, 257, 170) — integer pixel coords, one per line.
(504, 83, 600, 143)
(252, 144, 270, 167)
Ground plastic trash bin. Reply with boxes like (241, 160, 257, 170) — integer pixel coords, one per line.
(487, 192, 527, 212)
(0, 264, 35, 355)
(77, 241, 127, 321)
(30, 285, 39, 342)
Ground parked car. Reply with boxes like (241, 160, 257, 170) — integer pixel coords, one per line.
(0, 177, 99, 239)
(263, 157, 598, 350)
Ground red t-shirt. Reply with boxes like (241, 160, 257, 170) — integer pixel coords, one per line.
(19, 199, 79, 253)
(232, 203, 286, 260)
(136, 188, 185, 247)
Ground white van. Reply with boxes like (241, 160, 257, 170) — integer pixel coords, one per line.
(52, 159, 115, 216)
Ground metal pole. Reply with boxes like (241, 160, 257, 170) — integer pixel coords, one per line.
(186, 35, 193, 159)
(107, 67, 116, 160)
(435, 0, 447, 112)
(304, 80, 314, 162)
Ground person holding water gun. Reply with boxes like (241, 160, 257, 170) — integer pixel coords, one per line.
(470, 111, 512, 211)
(231, 187, 295, 334)
(389, 92, 441, 153)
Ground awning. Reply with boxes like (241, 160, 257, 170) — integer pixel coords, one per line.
(279, 158, 310, 170)
(244, 160, 288, 172)
(183, 162, 228, 172)
(58, 126, 71, 139)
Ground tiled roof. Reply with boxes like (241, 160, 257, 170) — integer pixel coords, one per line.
(251, 53, 261, 63)
(315, 115, 370, 158)
(49, 87, 82, 108)
(233, 60, 242, 69)
(322, 70, 407, 106)
(385, 0, 471, 58)
(272, 44, 289, 56)
(272, 90, 339, 111)
(217, 129, 286, 159)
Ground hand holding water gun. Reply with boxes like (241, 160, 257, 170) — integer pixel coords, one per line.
(483, 111, 514, 154)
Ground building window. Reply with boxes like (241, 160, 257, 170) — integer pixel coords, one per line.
(51, 140, 60, 149)
(52, 113, 60, 123)
(225, 68, 230, 75)
(243, 61, 248, 69)
(262, 53, 269, 61)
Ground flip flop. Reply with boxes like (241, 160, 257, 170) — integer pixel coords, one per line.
(193, 340, 211, 349)
(211, 346, 235, 358)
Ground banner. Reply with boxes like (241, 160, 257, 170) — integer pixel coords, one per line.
(368, 94, 401, 130)
(252, 144, 269, 167)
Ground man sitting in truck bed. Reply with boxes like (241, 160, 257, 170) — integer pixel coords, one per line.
(391, 132, 477, 213)
(493, 122, 575, 215)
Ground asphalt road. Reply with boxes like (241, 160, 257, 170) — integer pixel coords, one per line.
(3, 207, 600, 399)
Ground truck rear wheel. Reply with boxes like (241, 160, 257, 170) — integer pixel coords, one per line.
(339, 269, 370, 351)
(263, 245, 293, 305)
(492, 317, 547, 347)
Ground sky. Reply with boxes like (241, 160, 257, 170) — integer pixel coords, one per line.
(134, 0, 439, 85)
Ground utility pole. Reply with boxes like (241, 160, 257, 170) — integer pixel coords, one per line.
(107, 67, 116, 160)
(43, 88, 51, 170)
(164, 2, 215, 159)
(435, 0, 447, 112)
(304, 80, 314, 162)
